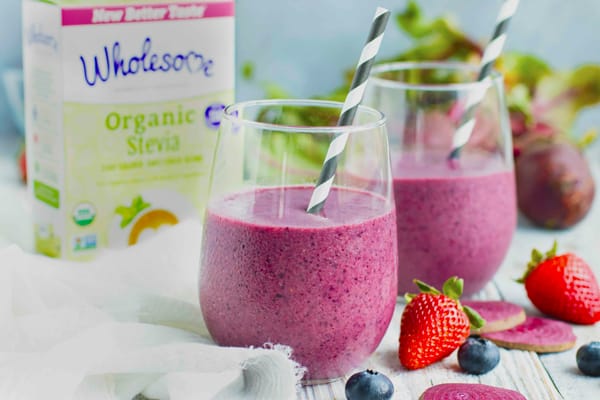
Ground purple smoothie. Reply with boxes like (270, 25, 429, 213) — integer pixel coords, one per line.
(199, 186, 397, 380)
(393, 151, 516, 296)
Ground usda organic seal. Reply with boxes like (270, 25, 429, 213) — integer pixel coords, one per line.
(73, 202, 96, 226)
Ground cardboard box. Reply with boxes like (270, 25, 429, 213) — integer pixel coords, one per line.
(23, 0, 235, 259)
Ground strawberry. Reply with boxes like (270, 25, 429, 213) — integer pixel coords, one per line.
(518, 241, 600, 325)
(399, 277, 484, 370)
(17, 145, 27, 183)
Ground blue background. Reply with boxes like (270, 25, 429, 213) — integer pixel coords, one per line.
(2, 0, 600, 136)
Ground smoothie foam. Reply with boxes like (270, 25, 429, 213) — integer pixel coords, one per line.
(200, 186, 397, 380)
(393, 151, 516, 296)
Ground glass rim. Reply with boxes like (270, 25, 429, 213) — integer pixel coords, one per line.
(369, 61, 503, 91)
(222, 99, 386, 134)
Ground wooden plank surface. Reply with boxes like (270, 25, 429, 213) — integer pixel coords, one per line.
(299, 281, 599, 399)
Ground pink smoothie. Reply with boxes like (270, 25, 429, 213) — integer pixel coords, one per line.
(393, 151, 516, 296)
(199, 186, 397, 380)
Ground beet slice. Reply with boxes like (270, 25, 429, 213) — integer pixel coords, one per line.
(481, 316, 576, 353)
(462, 300, 526, 333)
(419, 383, 526, 399)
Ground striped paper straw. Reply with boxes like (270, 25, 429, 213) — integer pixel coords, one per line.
(449, 0, 520, 160)
(306, 6, 391, 214)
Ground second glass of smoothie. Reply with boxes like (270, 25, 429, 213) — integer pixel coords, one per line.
(365, 62, 517, 297)
(199, 99, 397, 382)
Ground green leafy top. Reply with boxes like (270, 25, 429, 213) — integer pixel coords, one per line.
(389, 0, 481, 63)
(395, 2, 600, 147)
(517, 241, 558, 283)
(532, 65, 600, 134)
(405, 276, 485, 329)
(500, 52, 552, 92)
(246, 0, 600, 148)
(115, 195, 150, 228)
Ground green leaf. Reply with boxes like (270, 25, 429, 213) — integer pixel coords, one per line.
(532, 248, 544, 263)
(414, 279, 441, 295)
(396, 0, 459, 40)
(132, 195, 150, 213)
(442, 276, 463, 300)
(463, 305, 486, 330)
(577, 129, 598, 149)
(119, 217, 132, 229)
(500, 52, 552, 92)
(396, 0, 432, 38)
(263, 82, 292, 100)
(115, 206, 135, 228)
(114, 195, 151, 228)
(534, 64, 600, 132)
(241, 61, 255, 80)
(507, 84, 534, 123)
(386, 0, 481, 66)
(568, 65, 600, 107)
(518, 241, 560, 283)
(404, 293, 417, 303)
(114, 205, 132, 218)
(545, 240, 558, 259)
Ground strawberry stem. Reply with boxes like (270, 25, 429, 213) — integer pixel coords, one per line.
(411, 277, 464, 299)
(442, 276, 464, 300)
(517, 240, 558, 283)
(463, 305, 486, 329)
(545, 240, 558, 258)
(408, 277, 485, 328)
(414, 279, 441, 295)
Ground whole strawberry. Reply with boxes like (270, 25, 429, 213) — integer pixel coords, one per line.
(399, 277, 484, 370)
(518, 241, 600, 325)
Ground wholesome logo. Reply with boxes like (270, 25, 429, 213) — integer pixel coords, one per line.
(80, 37, 214, 87)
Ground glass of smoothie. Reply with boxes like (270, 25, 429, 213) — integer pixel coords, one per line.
(199, 99, 397, 382)
(365, 62, 517, 297)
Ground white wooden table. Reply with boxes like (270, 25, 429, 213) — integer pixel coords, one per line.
(299, 150, 600, 400)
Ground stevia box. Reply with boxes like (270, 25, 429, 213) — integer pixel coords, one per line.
(22, 0, 236, 260)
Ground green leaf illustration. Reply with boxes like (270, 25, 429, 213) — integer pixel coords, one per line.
(115, 195, 150, 228)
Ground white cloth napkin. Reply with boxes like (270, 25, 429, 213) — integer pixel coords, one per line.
(0, 220, 304, 400)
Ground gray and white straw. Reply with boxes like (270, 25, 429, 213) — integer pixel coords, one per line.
(306, 6, 390, 214)
(449, 0, 520, 160)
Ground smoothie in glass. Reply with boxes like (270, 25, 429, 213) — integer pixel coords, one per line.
(200, 186, 397, 381)
(393, 151, 516, 296)
(366, 62, 517, 297)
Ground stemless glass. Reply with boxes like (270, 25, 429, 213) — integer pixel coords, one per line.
(365, 62, 517, 297)
(199, 99, 397, 382)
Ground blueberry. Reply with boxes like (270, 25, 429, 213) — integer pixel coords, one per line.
(345, 369, 394, 400)
(576, 341, 600, 377)
(457, 336, 500, 375)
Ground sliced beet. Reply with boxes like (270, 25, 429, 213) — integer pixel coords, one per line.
(481, 316, 576, 353)
(419, 383, 526, 399)
(462, 300, 526, 333)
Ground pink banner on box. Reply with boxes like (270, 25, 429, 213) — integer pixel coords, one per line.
(62, 1, 234, 26)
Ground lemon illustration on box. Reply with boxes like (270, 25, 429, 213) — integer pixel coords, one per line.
(23, 0, 238, 260)
(128, 209, 178, 245)
(110, 191, 194, 247)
